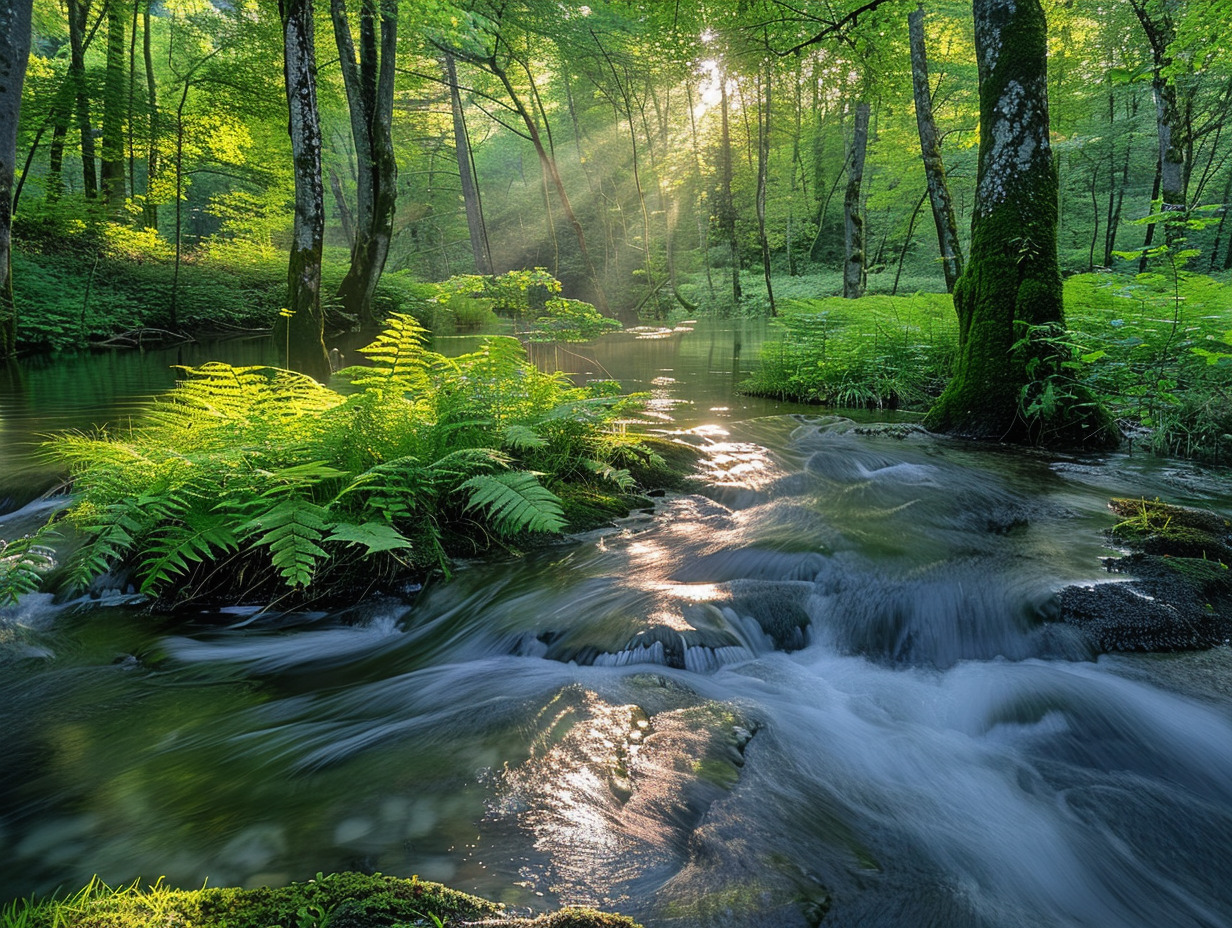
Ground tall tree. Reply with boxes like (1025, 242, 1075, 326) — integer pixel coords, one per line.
(1, 0, 35, 358)
(101, 0, 127, 213)
(444, 52, 491, 274)
(925, 0, 1115, 447)
(330, 0, 398, 329)
(67, 0, 99, 198)
(908, 4, 963, 292)
(843, 100, 870, 298)
(278, 0, 330, 380)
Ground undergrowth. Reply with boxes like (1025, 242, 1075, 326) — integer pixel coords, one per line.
(0, 317, 666, 608)
(743, 272, 1232, 461)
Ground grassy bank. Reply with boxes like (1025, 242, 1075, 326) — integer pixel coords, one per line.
(0, 871, 641, 928)
(741, 272, 1232, 461)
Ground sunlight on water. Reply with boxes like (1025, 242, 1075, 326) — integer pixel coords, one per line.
(4, 412, 1232, 926)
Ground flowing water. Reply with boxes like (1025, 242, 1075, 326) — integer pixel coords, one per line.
(2, 324, 1232, 927)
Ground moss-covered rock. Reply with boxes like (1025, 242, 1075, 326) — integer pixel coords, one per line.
(1059, 498, 1232, 653)
(11, 872, 643, 928)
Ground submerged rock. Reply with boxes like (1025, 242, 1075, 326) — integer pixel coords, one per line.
(1059, 498, 1232, 653)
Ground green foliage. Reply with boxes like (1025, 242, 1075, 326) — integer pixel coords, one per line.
(744, 293, 959, 409)
(0, 534, 57, 606)
(529, 298, 623, 343)
(4, 318, 659, 606)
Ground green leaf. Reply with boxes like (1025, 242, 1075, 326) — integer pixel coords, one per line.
(459, 472, 567, 535)
(326, 522, 414, 555)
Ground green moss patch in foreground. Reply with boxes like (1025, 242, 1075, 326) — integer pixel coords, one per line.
(1, 872, 643, 928)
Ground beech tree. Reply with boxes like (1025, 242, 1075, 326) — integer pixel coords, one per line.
(1, 0, 34, 358)
(278, 0, 330, 381)
(924, 0, 1116, 447)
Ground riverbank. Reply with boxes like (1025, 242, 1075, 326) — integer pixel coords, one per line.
(2, 871, 642, 928)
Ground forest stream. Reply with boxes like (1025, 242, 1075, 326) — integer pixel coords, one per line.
(2, 323, 1232, 928)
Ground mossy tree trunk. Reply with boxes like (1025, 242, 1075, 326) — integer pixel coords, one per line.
(1, 0, 34, 359)
(924, 0, 1115, 448)
(278, 0, 331, 381)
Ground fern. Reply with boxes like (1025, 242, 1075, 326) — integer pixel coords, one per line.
(139, 510, 239, 595)
(242, 500, 333, 589)
(64, 499, 148, 593)
(326, 521, 414, 556)
(0, 534, 58, 605)
(348, 313, 432, 392)
(459, 472, 567, 536)
(502, 424, 548, 452)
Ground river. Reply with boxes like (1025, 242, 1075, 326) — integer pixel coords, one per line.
(2, 323, 1231, 927)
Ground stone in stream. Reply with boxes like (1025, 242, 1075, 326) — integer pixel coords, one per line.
(1059, 498, 1232, 653)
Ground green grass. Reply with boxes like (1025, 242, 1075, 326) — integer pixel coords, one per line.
(740, 271, 1232, 461)
(0, 871, 643, 928)
(742, 292, 958, 410)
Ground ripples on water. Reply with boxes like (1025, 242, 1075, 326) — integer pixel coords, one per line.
(2, 416, 1232, 927)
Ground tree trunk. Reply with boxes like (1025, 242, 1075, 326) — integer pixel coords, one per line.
(719, 73, 741, 304)
(1131, 0, 1187, 243)
(102, 0, 127, 214)
(909, 5, 964, 292)
(924, 0, 1115, 448)
(756, 63, 775, 315)
(278, 0, 330, 381)
(142, 0, 158, 229)
(68, 0, 99, 198)
(331, 0, 397, 330)
(1, 0, 34, 358)
(843, 101, 870, 299)
(444, 53, 491, 275)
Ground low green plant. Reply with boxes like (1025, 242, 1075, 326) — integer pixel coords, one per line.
(5, 318, 661, 607)
(743, 293, 958, 409)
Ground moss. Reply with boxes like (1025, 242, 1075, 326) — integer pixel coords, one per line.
(1108, 497, 1232, 563)
(9, 875, 649, 928)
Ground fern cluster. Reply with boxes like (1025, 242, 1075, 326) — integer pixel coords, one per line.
(5, 317, 663, 607)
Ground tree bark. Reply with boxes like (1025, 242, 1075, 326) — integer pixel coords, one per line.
(278, 0, 330, 381)
(1, 0, 35, 358)
(102, 0, 127, 215)
(142, 0, 158, 229)
(719, 72, 741, 304)
(756, 63, 775, 315)
(331, 0, 397, 329)
(444, 53, 491, 275)
(924, 0, 1115, 448)
(1131, 0, 1187, 246)
(68, 0, 99, 199)
(909, 5, 964, 292)
(843, 101, 870, 299)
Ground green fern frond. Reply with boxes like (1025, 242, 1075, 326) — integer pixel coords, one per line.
(427, 448, 510, 484)
(138, 512, 239, 595)
(334, 455, 431, 523)
(459, 472, 566, 536)
(502, 424, 548, 451)
(349, 314, 432, 391)
(588, 460, 636, 491)
(326, 521, 414, 556)
(242, 500, 333, 589)
(0, 533, 58, 605)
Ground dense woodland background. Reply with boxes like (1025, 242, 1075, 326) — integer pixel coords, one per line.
(2, 0, 1227, 343)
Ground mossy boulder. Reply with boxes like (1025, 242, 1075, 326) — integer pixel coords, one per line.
(13, 872, 642, 928)
(1059, 498, 1232, 653)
